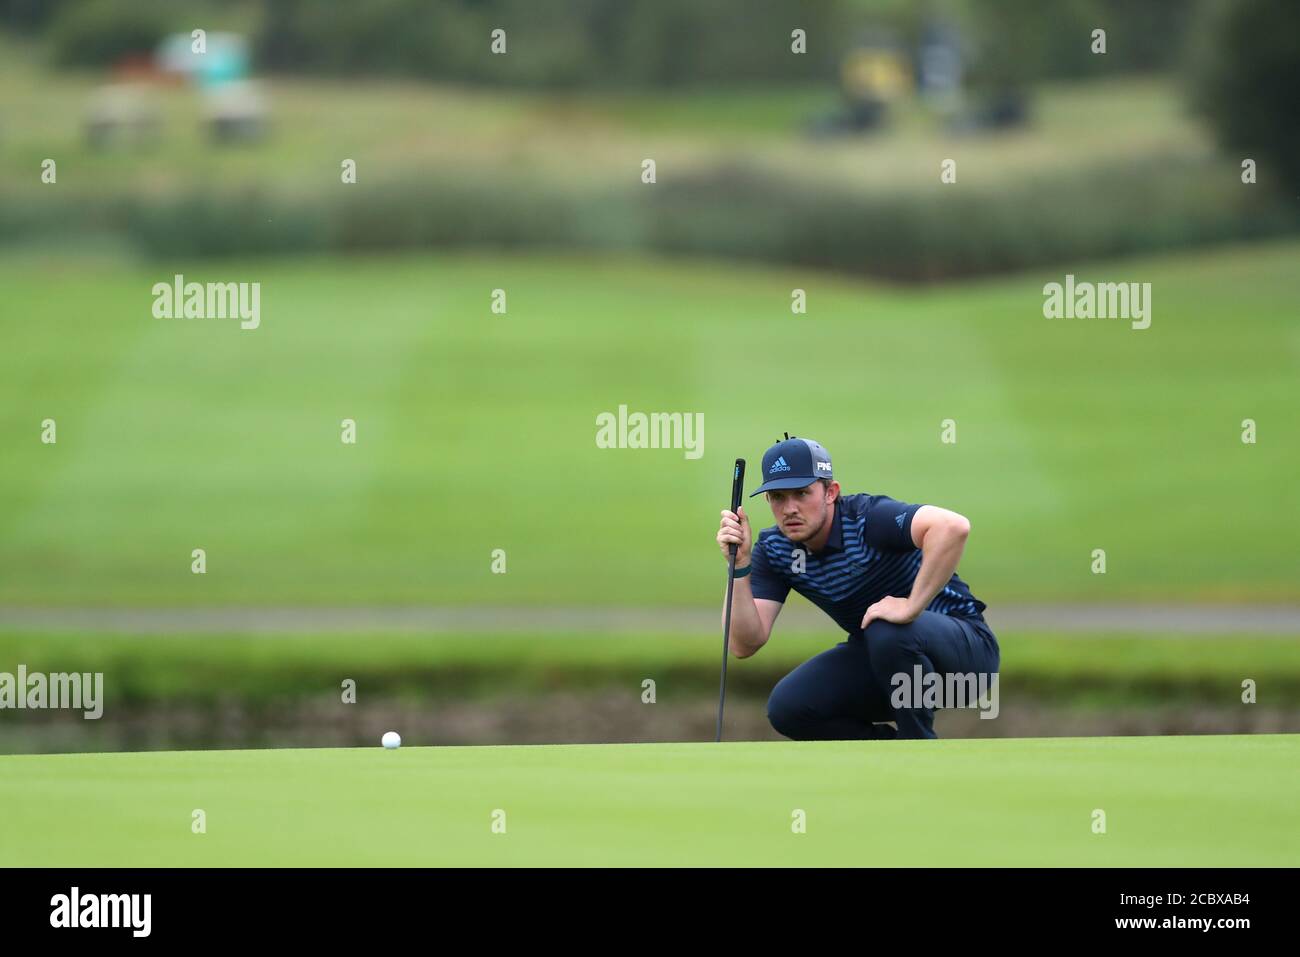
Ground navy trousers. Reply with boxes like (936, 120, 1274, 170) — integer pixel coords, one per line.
(765, 612, 1000, 740)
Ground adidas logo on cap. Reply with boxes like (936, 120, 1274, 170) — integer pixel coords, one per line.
(769, 456, 791, 473)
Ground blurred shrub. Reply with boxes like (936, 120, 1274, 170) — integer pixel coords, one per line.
(0, 0, 76, 32)
(642, 156, 1298, 279)
(47, 0, 182, 66)
(5, 156, 1296, 279)
(251, 0, 1196, 88)
(946, 0, 1196, 87)
(258, 0, 850, 88)
(1187, 0, 1300, 193)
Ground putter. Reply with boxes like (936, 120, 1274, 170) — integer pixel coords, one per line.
(716, 458, 746, 742)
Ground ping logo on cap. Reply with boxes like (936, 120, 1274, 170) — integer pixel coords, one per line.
(769, 456, 791, 473)
(816, 461, 832, 473)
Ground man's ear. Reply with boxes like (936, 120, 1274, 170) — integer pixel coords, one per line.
(827, 481, 840, 504)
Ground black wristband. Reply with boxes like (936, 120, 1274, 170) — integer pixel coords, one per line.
(732, 564, 751, 578)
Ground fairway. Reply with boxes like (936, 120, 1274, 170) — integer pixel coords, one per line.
(1, 734, 1296, 866)
(2, 242, 1297, 607)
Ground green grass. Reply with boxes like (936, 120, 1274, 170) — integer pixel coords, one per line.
(0, 735, 1295, 865)
(1, 630, 1296, 705)
(1, 243, 1296, 606)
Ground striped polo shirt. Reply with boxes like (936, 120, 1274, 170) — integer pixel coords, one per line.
(748, 492, 987, 635)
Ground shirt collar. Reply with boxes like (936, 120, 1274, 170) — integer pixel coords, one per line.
(813, 500, 844, 554)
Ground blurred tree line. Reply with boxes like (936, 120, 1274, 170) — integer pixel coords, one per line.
(4, 0, 1202, 86)
(1187, 0, 1299, 192)
(1, 0, 1295, 187)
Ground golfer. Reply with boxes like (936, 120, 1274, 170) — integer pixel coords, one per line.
(715, 436, 999, 740)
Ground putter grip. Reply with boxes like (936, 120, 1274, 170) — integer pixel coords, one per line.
(728, 459, 746, 556)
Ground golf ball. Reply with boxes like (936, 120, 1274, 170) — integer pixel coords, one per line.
(381, 731, 401, 750)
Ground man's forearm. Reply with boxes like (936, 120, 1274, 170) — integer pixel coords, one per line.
(906, 524, 969, 615)
(721, 574, 764, 656)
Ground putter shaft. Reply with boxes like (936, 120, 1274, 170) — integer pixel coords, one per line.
(717, 547, 737, 742)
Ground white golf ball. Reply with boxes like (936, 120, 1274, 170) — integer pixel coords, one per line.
(381, 731, 401, 750)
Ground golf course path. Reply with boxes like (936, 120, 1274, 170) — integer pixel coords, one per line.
(1, 603, 1298, 634)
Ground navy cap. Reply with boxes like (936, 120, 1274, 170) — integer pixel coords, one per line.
(750, 436, 833, 496)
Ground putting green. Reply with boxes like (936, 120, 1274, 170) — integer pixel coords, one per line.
(1, 734, 1295, 866)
